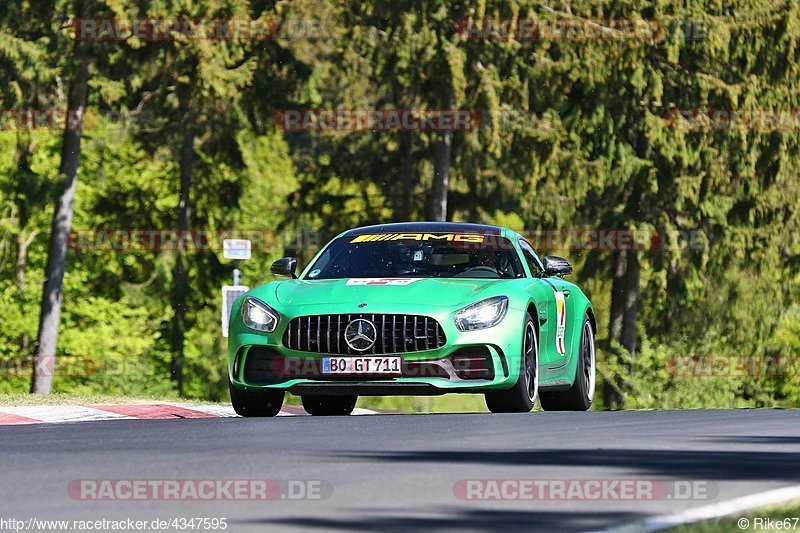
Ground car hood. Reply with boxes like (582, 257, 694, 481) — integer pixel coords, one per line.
(270, 278, 507, 309)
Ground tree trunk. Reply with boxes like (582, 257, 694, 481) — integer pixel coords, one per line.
(609, 249, 640, 355)
(169, 105, 195, 396)
(398, 131, 414, 220)
(428, 131, 452, 222)
(16, 229, 36, 355)
(31, 41, 90, 394)
(14, 131, 36, 294)
(604, 247, 640, 408)
(428, 90, 455, 222)
(14, 132, 36, 356)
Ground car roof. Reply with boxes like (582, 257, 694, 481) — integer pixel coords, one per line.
(344, 222, 506, 236)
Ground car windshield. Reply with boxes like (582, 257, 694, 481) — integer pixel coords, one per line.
(304, 232, 524, 280)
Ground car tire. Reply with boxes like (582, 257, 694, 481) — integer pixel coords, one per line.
(485, 313, 538, 413)
(301, 395, 358, 416)
(229, 381, 284, 417)
(539, 315, 595, 411)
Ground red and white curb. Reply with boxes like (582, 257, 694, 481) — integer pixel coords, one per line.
(0, 403, 378, 425)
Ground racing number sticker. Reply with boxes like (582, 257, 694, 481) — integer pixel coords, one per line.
(345, 278, 420, 286)
(554, 291, 567, 355)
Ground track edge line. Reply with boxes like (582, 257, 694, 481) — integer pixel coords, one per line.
(590, 484, 800, 533)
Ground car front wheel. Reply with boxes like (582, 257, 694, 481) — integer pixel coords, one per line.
(485, 313, 538, 413)
(229, 382, 284, 417)
(539, 315, 595, 411)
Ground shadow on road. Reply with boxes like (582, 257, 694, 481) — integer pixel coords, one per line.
(236, 508, 644, 532)
(329, 447, 800, 481)
(702, 435, 800, 445)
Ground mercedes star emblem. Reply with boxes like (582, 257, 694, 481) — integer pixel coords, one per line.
(344, 318, 378, 352)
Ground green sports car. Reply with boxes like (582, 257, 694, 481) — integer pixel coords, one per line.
(227, 222, 596, 416)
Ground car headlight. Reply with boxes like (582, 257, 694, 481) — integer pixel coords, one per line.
(241, 297, 280, 332)
(454, 296, 509, 331)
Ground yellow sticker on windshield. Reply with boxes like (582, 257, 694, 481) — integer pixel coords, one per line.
(350, 233, 485, 243)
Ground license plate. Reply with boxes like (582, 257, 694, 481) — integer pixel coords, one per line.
(322, 356, 402, 375)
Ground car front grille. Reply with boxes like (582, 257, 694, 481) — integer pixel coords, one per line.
(282, 314, 446, 355)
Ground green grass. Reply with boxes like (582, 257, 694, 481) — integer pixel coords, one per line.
(286, 393, 491, 413)
(354, 394, 490, 413)
(284, 394, 488, 413)
(0, 392, 207, 406)
(672, 501, 800, 532)
(285, 392, 489, 412)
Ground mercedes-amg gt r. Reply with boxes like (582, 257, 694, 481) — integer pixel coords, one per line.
(227, 222, 596, 416)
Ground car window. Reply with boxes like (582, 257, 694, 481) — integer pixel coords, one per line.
(518, 239, 544, 277)
(304, 233, 525, 279)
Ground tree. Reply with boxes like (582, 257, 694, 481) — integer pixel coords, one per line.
(17, 0, 145, 393)
(131, 0, 257, 394)
(0, 8, 58, 356)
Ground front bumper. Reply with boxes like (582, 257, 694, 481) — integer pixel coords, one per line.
(228, 304, 526, 394)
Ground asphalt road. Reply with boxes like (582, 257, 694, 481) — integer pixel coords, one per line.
(2, 409, 799, 532)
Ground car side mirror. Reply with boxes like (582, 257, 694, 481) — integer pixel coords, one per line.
(543, 256, 572, 277)
(270, 257, 297, 278)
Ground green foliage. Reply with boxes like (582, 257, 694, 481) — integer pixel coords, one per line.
(597, 339, 750, 411)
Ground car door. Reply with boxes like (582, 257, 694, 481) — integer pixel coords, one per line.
(517, 239, 561, 366)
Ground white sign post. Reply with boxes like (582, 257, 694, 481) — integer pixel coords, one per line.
(222, 285, 249, 338)
(222, 238, 252, 337)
